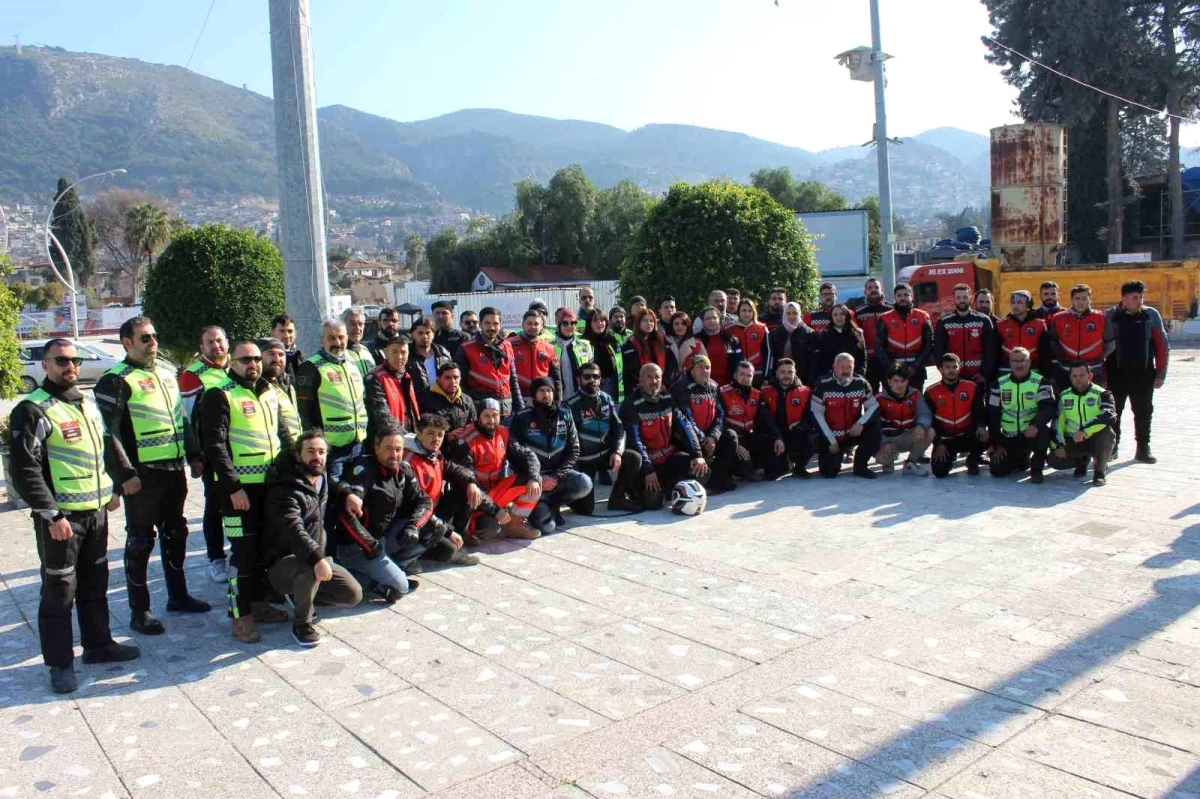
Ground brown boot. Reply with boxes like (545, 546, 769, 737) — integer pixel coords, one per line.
(231, 616, 262, 643)
(501, 517, 540, 540)
(252, 601, 288, 624)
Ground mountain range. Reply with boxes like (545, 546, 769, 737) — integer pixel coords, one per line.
(1, 45, 1004, 219)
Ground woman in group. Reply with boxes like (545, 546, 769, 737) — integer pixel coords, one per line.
(621, 308, 668, 399)
(664, 311, 703, 386)
(729, 299, 770, 386)
(766, 301, 813, 382)
(694, 307, 743, 388)
(582, 308, 624, 402)
(813, 303, 867, 382)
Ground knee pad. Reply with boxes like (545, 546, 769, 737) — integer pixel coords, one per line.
(124, 529, 156, 563)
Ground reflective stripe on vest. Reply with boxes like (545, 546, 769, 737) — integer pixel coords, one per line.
(223, 383, 282, 484)
(107, 362, 187, 464)
(940, 317, 986, 376)
(719, 385, 760, 433)
(877, 390, 918, 431)
(448, 425, 509, 487)
(185, 360, 230, 391)
(1053, 310, 1106, 362)
(762, 384, 809, 430)
(997, 371, 1043, 435)
(308, 353, 367, 446)
(512, 337, 556, 394)
(277, 383, 301, 440)
(881, 308, 928, 359)
(928, 381, 977, 435)
(28, 389, 114, 511)
(1058, 385, 1106, 439)
(462, 340, 514, 398)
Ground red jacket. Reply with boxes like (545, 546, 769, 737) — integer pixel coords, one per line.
(448, 423, 511, 488)
(997, 314, 1047, 369)
(925, 379, 983, 439)
(876, 386, 930, 434)
(696, 330, 743, 388)
(878, 307, 932, 363)
(805, 308, 834, 334)
(510, 335, 559, 398)
(718, 384, 761, 434)
(852, 301, 892, 353)
(761, 380, 811, 431)
(934, 311, 996, 380)
(810, 375, 877, 441)
(1048, 308, 1110, 368)
(457, 336, 518, 401)
(730, 322, 769, 375)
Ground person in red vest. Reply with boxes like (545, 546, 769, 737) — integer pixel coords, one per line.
(759, 287, 788, 330)
(720, 360, 786, 480)
(809, 353, 880, 479)
(695, 307, 743, 388)
(997, 290, 1049, 375)
(1044, 283, 1115, 390)
(875, 283, 933, 391)
(620, 363, 708, 509)
(364, 335, 421, 445)
(804, 283, 838, 333)
(453, 306, 523, 420)
(934, 283, 997, 385)
(925, 353, 989, 478)
(621, 308, 669, 399)
(446, 400, 542, 541)
(853, 277, 892, 392)
(874, 363, 933, 476)
(510, 310, 563, 404)
(729, 299, 771, 387)
(671, 355, 738, 493)
(761, 357, 814, 477)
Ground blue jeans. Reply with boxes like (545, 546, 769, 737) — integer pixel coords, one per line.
(528, 470, 593, 534)
(327, 442, 362, 481)
(337, 545, 410, 597)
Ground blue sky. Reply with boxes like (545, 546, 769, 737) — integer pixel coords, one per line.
(8, 0, 1198, 150)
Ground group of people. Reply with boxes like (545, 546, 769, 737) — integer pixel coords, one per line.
(11, 275, 1169, 693)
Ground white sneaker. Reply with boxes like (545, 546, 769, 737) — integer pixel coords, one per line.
(209, 559, 229, 584)
(903, 461, 930, 477)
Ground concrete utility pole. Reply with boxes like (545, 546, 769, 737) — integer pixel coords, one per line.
(269, 0, 331, 355)
(869, 0, 896, 296)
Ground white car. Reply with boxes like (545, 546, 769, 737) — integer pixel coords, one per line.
(18, 340, 121, 393)
(360, 304, 382, 319)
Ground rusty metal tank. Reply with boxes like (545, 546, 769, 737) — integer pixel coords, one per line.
(990, 123, 1067, 268)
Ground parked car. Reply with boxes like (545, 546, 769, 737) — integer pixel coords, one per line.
(18, 339, 121, 393)
(360, 304, 382, 319)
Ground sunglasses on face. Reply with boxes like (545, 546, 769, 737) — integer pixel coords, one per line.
(54, 356, 84, 368)
(581, 373, 601, 381)
(561, 321, 578, 327)
(139, 333, 158, 344)
(235, 355, 263, 364)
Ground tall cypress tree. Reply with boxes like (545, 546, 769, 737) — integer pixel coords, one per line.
(49, 177, 96, 291)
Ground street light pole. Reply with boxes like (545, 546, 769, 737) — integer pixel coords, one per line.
(869, 0, 897, 296)
(43, 168, 126, 340)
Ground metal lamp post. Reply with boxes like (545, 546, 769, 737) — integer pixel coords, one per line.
(43, 168, 126, 340)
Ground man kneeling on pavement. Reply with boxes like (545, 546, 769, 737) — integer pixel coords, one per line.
(510, 377, 593, 534)
(987, 346, 1055, 483)
(622, 362, 710, 508)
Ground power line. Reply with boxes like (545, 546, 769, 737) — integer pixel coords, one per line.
(984, 35, 1197, 123)
(186, 0, 219, 70)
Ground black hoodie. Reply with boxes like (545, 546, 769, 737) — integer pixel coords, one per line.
(264, 451, 353, 566)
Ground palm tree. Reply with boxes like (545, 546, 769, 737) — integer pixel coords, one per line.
(124, 203, 172, 303)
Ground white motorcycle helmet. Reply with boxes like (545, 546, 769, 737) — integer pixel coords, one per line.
(670, 480, 707, 516)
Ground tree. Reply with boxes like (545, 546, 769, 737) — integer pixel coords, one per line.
(426, 228, 461, 293)
(621, 182, 819, 317)
(8, 281, 33, 309)
(124, 202, 173, 302)
(750, 167, 847, 213)
(143, 224, 286, 355)
(32, 282, 65, 311)
(49, 177, 97, 290)
(586, 180, 657, 279)
(88, 189, 178, 303)
(856, 195, 906, 270)
(0, 255, 24, 398)
(936, 206, 989, 238)
(404, 232, 427, 278)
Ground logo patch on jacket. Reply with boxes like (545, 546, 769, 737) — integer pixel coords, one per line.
(138, 378, 156, 393)
(60, 420, 82, 444)
(1086, 323, 1096, 332)
(240, 400, 257, 416)
(971, 328, 979, 338)
(959, 391, 969, 401)
(1026, 326, 1036, 335)
(1001, 390, 1013, 403)
(325, 370, 343, 385)
(791, 397, 802, 406)
(1086, 397, 1097, 406)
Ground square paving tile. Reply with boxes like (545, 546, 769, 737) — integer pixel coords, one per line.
(574, 620, 753, 691)
(257, 637, 409, 709)
(335, 687, 521, 791)
(337, 613, 484, 685)
(422, 662, 609, 752)
(576, 746, 753, 797)
(1057, 668, 1200, 753)
(699, 582, 864, 639)
(937, 749, 1130, 799)
(1, 701, 129, 799)
(635, 600, 812, 662)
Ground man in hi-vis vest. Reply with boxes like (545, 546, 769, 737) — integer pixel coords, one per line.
(295, 318, 368, 480)
(10, 338, 140, 693)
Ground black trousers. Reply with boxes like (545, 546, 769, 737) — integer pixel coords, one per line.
(1048, 427, 1115, 478)
(36, 509, 114, 668)
(636, 452, 708, 510)
(931, 433, 985, 478)
(781, 427, 816, 472)
(223, 483, 267, 619)
(572, 449, 644, 514)
(124, 468, 191, 614)
(989, 430, 1050, 476)
(1108, 367, 1155, 447)
(817, 421, 881, 477)
(703, 429, 741, 487)
(732, 430, 788, 479)
(865, 360, 883, 395)
(201, 469, 226, 562)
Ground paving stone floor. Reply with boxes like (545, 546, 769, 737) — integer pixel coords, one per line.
(2, 349, 1200, 797)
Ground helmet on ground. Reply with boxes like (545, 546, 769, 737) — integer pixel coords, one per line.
(670, 480, 706, 516)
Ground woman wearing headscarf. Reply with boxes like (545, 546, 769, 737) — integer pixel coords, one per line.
(766, 301, 814, 383)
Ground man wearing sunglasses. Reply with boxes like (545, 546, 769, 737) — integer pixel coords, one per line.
(565, 362, 642, 513)
(201, 341, 296, 643)
(96, 317, 212, 637)
(552, 308, 593, 401)
(10, 338, 141, 693)
(295, 319, 369, 480)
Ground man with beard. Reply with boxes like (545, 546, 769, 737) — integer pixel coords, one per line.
(266, 430, 364, 648)
(761, 357, 814, 478)
(258, 337, 302, 442)
(610, 306, 632, 346)
(691, 289, 738, 334)
(1030, 280, 1062, 320)
(565, 362, 642, 513)
(271, 314, 303, 384)
(760, 288, 788, 330)
(622, 363, 709, 508)
(810, 353, 881, 479)
(988, 347, 1055, 483)
(512, 310, 563, 404)
(12, 338, 140, 692)
(852, 278, 892, 392)
(671, 355, 738, 493)
(510, 377, 593, 534)
(366, 306, 402, 363)
(341, 307, 377, 378)
(365, 335, 421, 443)
(179, 324, 231, 581)
(400, 414, 486, 568)
(455, 306, 523, 418)
(925, 353, 989, 478)
(422, 362, 478, 437)
(407, 317, 452, 395)
(1044, 283, 1115, 390)
(934, 283, 997, 385)
(202, 340, 295, 643)
(720, 360, 787, 481)
(431, 300, 469, 357)
(974, 289, 1002, 327)
(875, 282, 934, 391)
(874, 363, 933, 476)
(296, 319, 368, 480)
(97, 317, 211, 635)
(578, 286, 597, 324)
(1047, 363, 1117, 486)
(804, 283, 839, 334)
(997, 290, 1048, 375)
(446, 400, 542, 539)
